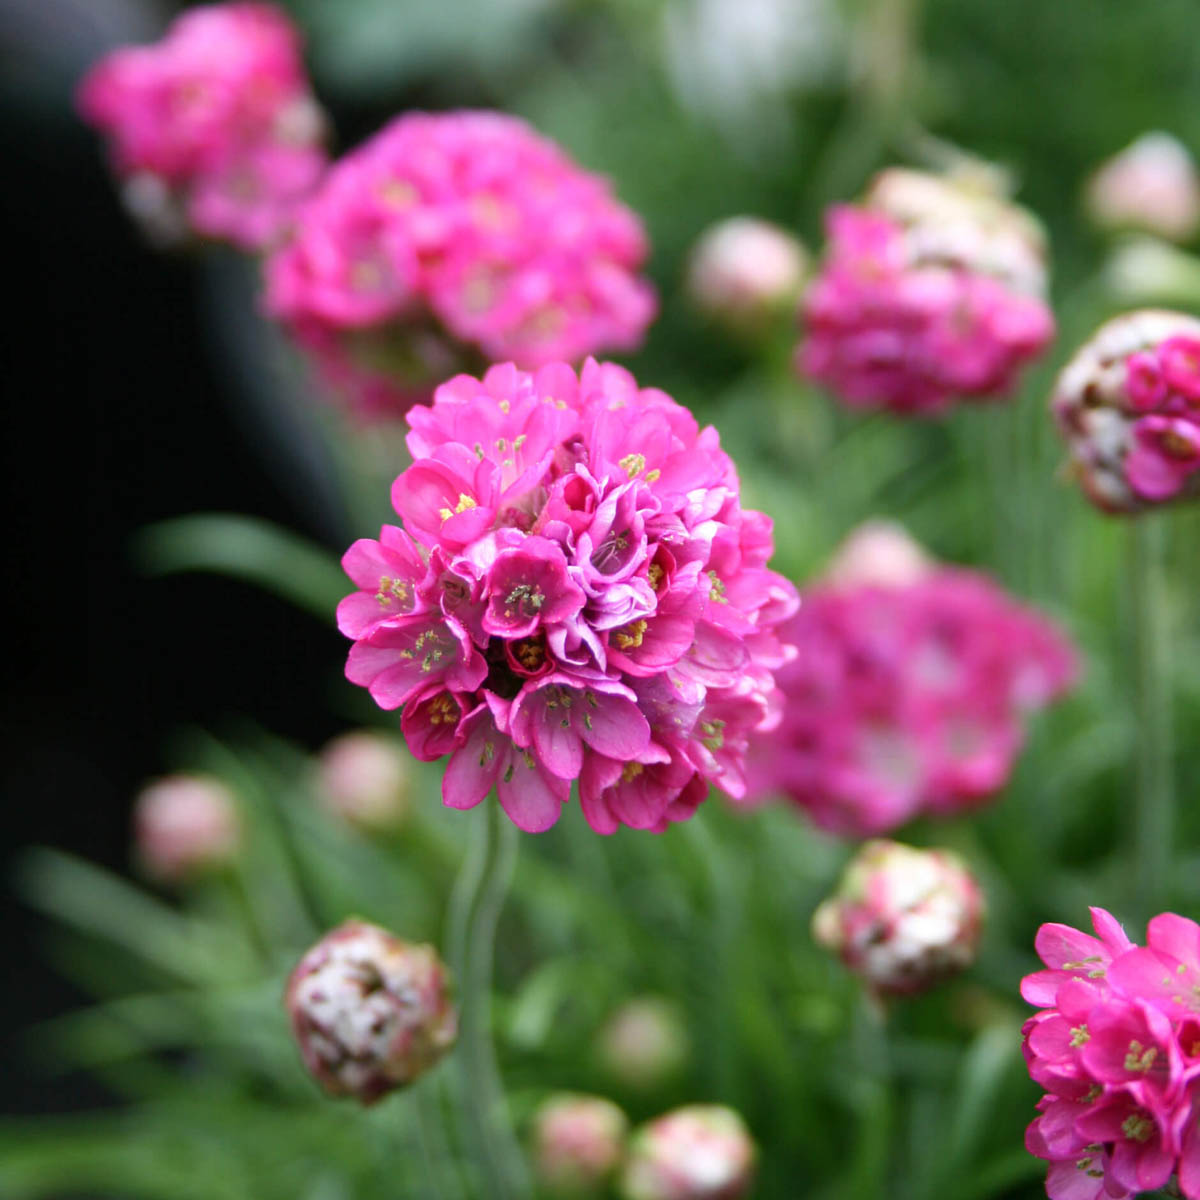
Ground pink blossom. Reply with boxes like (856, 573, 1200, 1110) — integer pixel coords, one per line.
(133, 774, 240, 881)
(265, 113, 656, 420)
(798, 169, 1054, 415)
(620, 1105, 756, 1200)
(1086, 132, 1200, 244)
(1022, 908, 1200, 1199)
(77, 4, 327, 250)
(338, 360, 798, 833)
(741, 524, 1077, 836)
(532, 1093, 629, 1197)
(1052, 311, 1200, 514)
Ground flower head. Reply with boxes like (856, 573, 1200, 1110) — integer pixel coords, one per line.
(1052, 309, 1200, 513)
(317, 731, 411, 834)
(798, 167, 1054, 415)
(77, 3, 327, 249)
(686, 217, 808, 336)
(532, 1093, 630, 1197)
(265, 112, 656, 419)
(134, 774, 240, 882)
(1086, 132, 1200, 243)
(338, 359, 799, 833)
(1022, 908, 1200, 1199)
(598, 996, 691, 1091)
(812, 840, 984, 998)
(742, 523, 1077, 836)
(285, 919, 456, 1104)
(620, 1105, 756, 1200)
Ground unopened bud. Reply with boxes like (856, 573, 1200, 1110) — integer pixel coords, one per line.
(822, 520, 933, 590)
(687, 217, 808, 335)
(620, 1105, 756, 1200)
(1051, 309, 1200, 513)
(598, 996, 689, 1091)
(317, 732, 411, 834)
(134, 775, 239, 882)
(532, 1093, 629, 1197)
(1086, 133, 1200, 243)
(285, 919, 457, 1104)
(813, 840, 984, 997)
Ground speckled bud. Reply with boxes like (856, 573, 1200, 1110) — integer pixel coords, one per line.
(620, 1105, 756, 1200)
(532, 1093, 629, 1197)
(285, 919, 457, 1103)
(1051, 309, 1200, 513)
(813, 839, 984, 997)
(134, 774, 240, 882)
(598, 996, 690, 1091)
(1086, 133, 1200, 243)
(317, 732, 411, 834)
(686, 217, 808, 335)
(822, 520, 933, 590)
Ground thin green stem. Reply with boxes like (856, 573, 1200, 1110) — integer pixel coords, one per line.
(1131, 515, 1174, 916)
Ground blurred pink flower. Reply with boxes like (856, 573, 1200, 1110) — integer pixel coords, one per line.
(1086, 132, 1200, 243)
(532, 1094, 629, 1197)
(1023, 909, 1200, 1199)
(133, 774, 239, 882)
(1052, 310, 1200, 513)
(77, 3, 327, 249)
(742, 525, 1077, 836)
(337, 359, 798, 833)
(316, 731, 411, 834)
(265, 112, 656, 419)
(798, 168, 1054, 415)
(620, 1105, 756, 1200)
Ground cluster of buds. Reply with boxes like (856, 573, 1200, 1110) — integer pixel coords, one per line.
(316, 731, 411, 835)
(1086, 132, 1200, 244)
(620, 1105, 756, 1200)
(1052, 309, 1200, 513)
(77, 4, 327, 250)
(812, 840, 985, 998)
(685, 217, 808, 337)
(1022, 907, 1200, 1199)
(598, 996, 691, 1091)
(532, 1093, 630, 1197)
(336, 359, 799, 834)
(285, 919, 456, 1104)
(799, 167, 1055, 415)
(134, 774, 240, 882)
(742, 522, 1077, 836)
(265, 111, 656, 419)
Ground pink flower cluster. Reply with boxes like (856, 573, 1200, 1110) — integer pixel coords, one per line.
(266, 111, 656, 420)
(799, 169, 1055, 415)
(1023, 908, 1200, 1199)
(77, 4, 327, 250)
(744, 556, 1076, 836)
(337, 359, 798, 834)
(1053, 311, 1200, 513)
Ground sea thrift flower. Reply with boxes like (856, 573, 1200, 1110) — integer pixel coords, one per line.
(812, 840, 984, 998)
(134, 775, 240, 882)
(598, 997, 691, 1091)
(77, 4, 327, 250)
(1022, 908, 1200, 1199)
(1087, 133, 1200, 243)
(799, 166, 1055, 415)
(317, 731, 411, 834)
(742, 523, 1076, 836)
(285, 919, 456, 1104)
(1052, 309, 1200, 513)
(620, 1105, 756, 1200)
(337, 359, 799, 833)
(532, 1094, 630, 1197)
(686, 217, 808, 336)
(265, 112, 656, 419)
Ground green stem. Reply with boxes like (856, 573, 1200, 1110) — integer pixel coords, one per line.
(1131, 515, 1174, 916)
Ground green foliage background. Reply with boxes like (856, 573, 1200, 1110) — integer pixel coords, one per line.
(5, 0, 1200, 1197)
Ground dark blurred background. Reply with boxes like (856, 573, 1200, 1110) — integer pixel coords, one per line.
(4, 0, 1200, 1123)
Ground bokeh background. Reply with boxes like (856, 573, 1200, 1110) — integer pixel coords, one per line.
(3, 0, 1200, 1195)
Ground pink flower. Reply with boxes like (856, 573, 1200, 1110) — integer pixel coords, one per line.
(316, 731, 411, 834)
(798, 168, 1054, 415)
(532, 1094, 629, 1197)
(1052, 310, 1200, 514)
(1022, 908, 1200, 1199)
(1086, 132, 1200, 244)
(77, 4, 327, 250)
(620, 1105, 756, 1200)
(133, 774, 240, 881)
(265, 112, 656, 420)
(338, 360, 798, 833)
(741, 523, 1077, 837)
